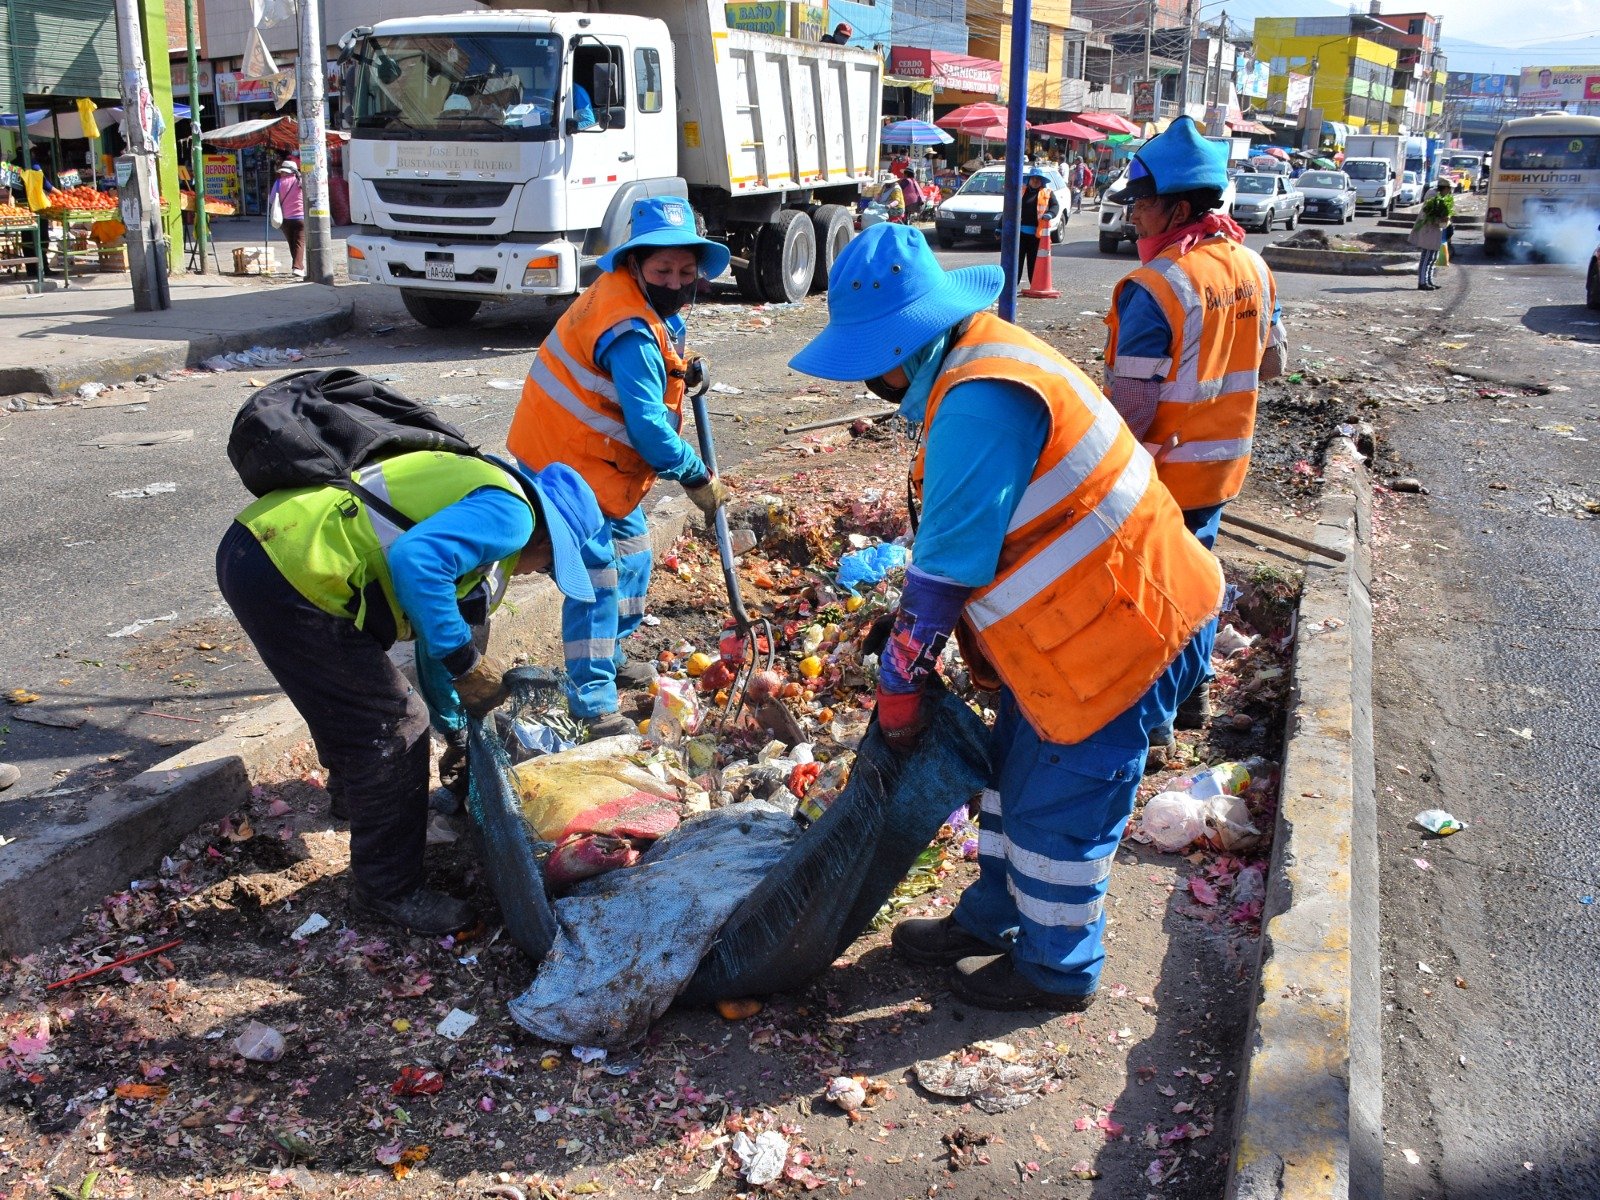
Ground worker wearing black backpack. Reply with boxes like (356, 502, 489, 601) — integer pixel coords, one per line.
(217, 377, 607, 935)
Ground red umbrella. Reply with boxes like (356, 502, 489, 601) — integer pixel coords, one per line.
(1031, 119, 1102, 141)
(958, 122, 1011, 141)
(935, 102, 1025, 132)
(1262, 145, 1290, 160)
(1076, 112, 1139, 136)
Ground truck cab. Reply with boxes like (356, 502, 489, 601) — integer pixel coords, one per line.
(1342, 157, 1396, 213)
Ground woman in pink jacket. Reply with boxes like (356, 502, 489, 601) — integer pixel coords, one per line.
(271, 158, 306, 277)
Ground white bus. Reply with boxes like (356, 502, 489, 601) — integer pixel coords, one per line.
(1484, 113, 1600, 258)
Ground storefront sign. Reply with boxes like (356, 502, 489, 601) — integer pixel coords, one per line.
(169, 60, 215, 97)
(203, 152, 241, 205)
(888, 48, 1002, 97)
(724, 3, 826, 39)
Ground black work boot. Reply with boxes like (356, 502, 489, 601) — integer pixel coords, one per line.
(949, 954, 1097, 1013)
(614, 658, 658, 690)
(891, 914, 999, 967)
(584, 711, 637, 740)
(1145, 725, 1175, 774)
(1174, 682, 1214, 731)
(354, 886, 476, 936)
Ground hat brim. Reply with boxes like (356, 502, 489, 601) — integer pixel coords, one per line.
(788, 264, 1004, 381)
(497, 459, 596, 604)
(598, 228, 731, 279)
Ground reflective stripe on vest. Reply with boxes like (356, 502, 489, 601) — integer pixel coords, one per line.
(525, 332, 634, 448)
(352, 462, 409, 550)
(1150, 435, 1254, 463)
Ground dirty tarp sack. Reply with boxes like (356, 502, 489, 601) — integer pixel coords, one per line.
(465, 684, 990, 1048)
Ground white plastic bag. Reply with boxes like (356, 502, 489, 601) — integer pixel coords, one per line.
(648, 676, 701, 745)
(1140, 791, 1211, 852)
(269, 187, 284, 230)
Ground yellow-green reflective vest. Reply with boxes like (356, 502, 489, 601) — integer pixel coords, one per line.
(238, 451, 526, 643)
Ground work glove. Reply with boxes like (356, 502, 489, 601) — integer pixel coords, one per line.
(874, 687, 929, 755)
(452, 656, 510, 719)
(685, 474, 729, 518)
(438, 732, 469, 798)
(871, 567, 974, 755)
(684, 353, 708, 394)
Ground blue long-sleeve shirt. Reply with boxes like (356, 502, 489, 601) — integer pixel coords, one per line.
(595, 317, 709, 485)
(387, 486, 533, 732)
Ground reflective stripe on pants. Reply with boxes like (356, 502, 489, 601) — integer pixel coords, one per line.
(562, 504, 652, 718)
(951, 689, 1146, 996)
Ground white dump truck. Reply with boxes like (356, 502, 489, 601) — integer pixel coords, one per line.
(337, 7, 883, 326)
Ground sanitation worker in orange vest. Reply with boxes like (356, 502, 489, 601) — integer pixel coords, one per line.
(1102, 116, 1287, 759)
(507, 197, 730, 738)
(1016, 167, 1059, 292)
(789, 224, 1223, 1010)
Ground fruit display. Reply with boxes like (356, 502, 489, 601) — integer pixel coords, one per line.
(179, 191, 237, 216)
(0, 203, 35, 227)
(43, 186, 119, 216)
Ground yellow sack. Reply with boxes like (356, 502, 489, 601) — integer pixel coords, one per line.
(76, 97, 99, 143)
(510, 735, 684, 840)
(22, 169, 48, 212)
(1436, 241, 1449, 268)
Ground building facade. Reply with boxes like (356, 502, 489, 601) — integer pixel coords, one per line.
(1254, 16, 1401, 135)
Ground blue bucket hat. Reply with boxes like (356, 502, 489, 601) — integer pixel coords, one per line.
(1026, 166, 1052, 182)
(489, 457, 605, 604)
(1123, 116, 1228, 200)
(788, 224, 1002, 381)
(597, 196, 730, 278)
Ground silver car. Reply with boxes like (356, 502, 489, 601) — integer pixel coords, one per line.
(1295, 170, 1358, 224)
(1231, 174, 1304, 232)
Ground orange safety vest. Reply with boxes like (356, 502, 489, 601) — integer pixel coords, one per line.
(1104, 235, 1276, 509)
(913, 314, 1224, 745)
(507, 268, 688, 518)
(1020, 185, 1052, 234)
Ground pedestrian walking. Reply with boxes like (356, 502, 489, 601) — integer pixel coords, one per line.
(217, 448, 605, 935)
(507, 197, 730, 739)
(1100, 117, 1287, 760)
(1410, 187, 1453, 291)
(1069, 158, 1091, 212)
(269, 158, 306, 277)
(1016, 167, 1059, 292)
(788, 224, 1222, 1010)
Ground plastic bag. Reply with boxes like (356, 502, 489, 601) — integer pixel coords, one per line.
(648, 676, 701, 744)
(509, 735, 681, 840)
(1140, 791, 1211, 852)
(836, 542, 909, 593)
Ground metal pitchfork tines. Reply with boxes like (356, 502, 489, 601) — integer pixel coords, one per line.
(688, 367, 774, 727)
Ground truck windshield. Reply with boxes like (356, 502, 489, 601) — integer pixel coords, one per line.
(351, 33, 566, 142)
(1343, 161, 1385, 180)
(1446, 155, 1480, 170)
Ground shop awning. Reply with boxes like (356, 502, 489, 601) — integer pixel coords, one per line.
(889, 48, 1003, 98)
(1031, 119, 1103, 141)
(1228, 119, 1271, 135)
(1077, 112, 1140, 136)
(203, 116, 348, 152)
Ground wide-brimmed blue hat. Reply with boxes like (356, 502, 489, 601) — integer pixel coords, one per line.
(1123, 115, 1228, 200)
(489, 457, 605, 604)
(789, 224, 1002, 381)
(597, 196, 730, 278)
(1026, 166, 1052, 182)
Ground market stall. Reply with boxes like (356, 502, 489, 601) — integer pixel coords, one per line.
(201, 117, 349, 221)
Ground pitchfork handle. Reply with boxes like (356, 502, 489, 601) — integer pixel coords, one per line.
(689, 383, 752, 633)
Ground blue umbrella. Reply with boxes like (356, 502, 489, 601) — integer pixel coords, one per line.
(881, 119, 953, 146)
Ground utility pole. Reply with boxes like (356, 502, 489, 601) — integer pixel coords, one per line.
(6, 0, 44, 288)
(1142, 0, 1152, 90)
(1210, 11, 1226, 111)
(1177, 0, 1195, 120)
(297, 0, 335, 284)
(997, 0, 1032, 322)
(184, 0, 208, 273)
(113, 0, 171, 309)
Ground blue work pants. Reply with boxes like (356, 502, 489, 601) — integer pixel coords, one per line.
(562, 505, 653, 718)
(1150, 502, 1225, 741)
(953, 635, 1207, 996)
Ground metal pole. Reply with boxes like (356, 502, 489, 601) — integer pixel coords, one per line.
(6, 0, 44, 288)
(1178, 0, 1195, 120)
(1210, 11, 1226, 109)
(296, 0, 334, 284)
(1142, 0, 1152, 89)
(997, 0, 1032, 321)
(185, 0, 208, 272)
(113, 0, 169, 309)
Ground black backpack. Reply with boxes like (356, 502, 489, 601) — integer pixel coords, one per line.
(228, 368, 484, 529)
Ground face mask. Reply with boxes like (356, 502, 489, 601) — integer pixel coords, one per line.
(864, 374, 909, 405)
(643, 279, 697, 318)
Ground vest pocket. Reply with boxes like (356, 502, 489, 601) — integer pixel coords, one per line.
(1020, 564, 1167, 708)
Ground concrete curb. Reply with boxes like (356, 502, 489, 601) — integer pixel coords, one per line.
(0, 495, 695, 957)
(1262, 245, 1413, 276)
(0, 292, 356, 398)
(1227, 439, 1378, 1200)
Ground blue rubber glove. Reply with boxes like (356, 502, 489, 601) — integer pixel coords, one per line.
(875, 566, 972, 752)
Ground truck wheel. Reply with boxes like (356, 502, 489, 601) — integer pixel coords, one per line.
(1483, 236, 1505, 259)
(1098, 232, 1120, 253)
(809, 205, 853, 292)
(401, 292, 481, 329)
(757, 209, 816, 304)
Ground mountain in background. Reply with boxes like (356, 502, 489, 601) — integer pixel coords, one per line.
(1209, 0, 1600, 76)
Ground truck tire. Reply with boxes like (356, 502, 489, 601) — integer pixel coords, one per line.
(402, 292, 481, 329)
(1098, 232, 1120, 254)
(1483, 236, 1506, 259)
(809, 205, 853, 292)
(756, 209, 816, 303)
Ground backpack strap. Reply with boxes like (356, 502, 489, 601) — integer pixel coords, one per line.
(328, 477, 417, 536)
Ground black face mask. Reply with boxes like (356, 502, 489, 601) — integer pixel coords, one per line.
(864, 374, 909, 405)
(644, 280, 697, 318)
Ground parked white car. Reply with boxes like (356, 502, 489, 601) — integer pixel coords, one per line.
(1397, 170, 1424, 207)
(1097, 169, 1238, 253)
(934, 166, 1068, 248)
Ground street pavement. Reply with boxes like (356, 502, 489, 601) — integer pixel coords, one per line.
(3, 206, 1598, 1193)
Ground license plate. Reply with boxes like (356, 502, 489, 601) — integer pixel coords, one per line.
(964, 224, 982, 235)
(425, 260, 456, 281)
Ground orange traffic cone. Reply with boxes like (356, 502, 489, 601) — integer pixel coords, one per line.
(1023, 230, 1059, 299)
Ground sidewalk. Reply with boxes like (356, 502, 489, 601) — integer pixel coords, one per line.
(0, 225, 355, 397)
